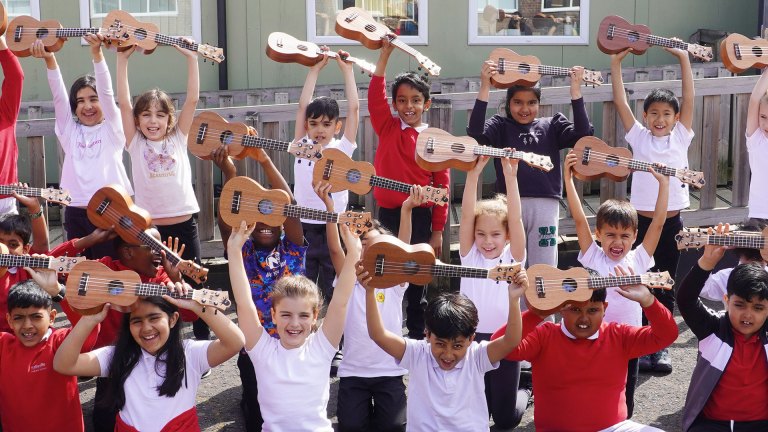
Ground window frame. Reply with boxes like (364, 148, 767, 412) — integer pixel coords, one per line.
(5, 0, 41, 19)
(541, 0, 580, 13)
(78, 0, 201, 42)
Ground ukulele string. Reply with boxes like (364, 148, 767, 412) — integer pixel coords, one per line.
(728, 46, 768, 57)
(0, 185, 42, 196)
(98, 206, 185, 263)
(99, 22, 200, 47)
(419, 138, 524, 158)
(578, 150, 676, 172)
(223, 198, 339, 218)
(495, 60, 572, 76)
(65, 279, 196, 297)
(604, 27, 685, 47)
(193, 125, 293, 150)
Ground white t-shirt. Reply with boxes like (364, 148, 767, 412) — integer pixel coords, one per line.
(338, 281, 408, 378)
(293, 135, 357, 224)
(747, 130, 768, 218)
(460, 244, 521, 334)
(398, 338, 498, 432)
(127, 128, 200, 218)
(700, 267, 732, 304)
(626, 121, 694, 211)
(0, 198, 17, 216)
(49, 61, 133, 207)
(94, 340, 211, 431)
(247, 328, 337, 431)
(577, 242, 654, 326)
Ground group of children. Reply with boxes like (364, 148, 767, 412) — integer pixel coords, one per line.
(0, 18, 767, 432)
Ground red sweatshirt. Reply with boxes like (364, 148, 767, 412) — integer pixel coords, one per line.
(368, 75, 449, 231)
(0, 48, 23, 190)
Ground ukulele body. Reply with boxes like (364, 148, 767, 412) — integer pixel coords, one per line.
(219, 177, 291, 228)
(6, 16, 66, 56)
(721, 33, 768, 73)
(415, 128, 478, 172)
(597, 15, 651, 55)
(87, 185, 152, 246)
(65, 261, 144, 315)
(361, 235, 436, 288)
(525, 265, 593, 315)
(0, 2, 6, 37)
(334, 7, 389, 50)
(188, 111, 251, 160)
(489, 48, 542, 88)
(102, 10, 160, 54)
(313, 149, 376, 195)
(572, 137, 633, 182)
(266, 32, 324, 67)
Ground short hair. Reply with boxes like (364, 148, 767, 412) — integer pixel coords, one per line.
(69, 74, 97, 115)
(270, 275, 323, 320)
(726, 262, 768, 302)
(391, 72, 431, 103)
(504, 84, 542, 118)
(643, 88, 680, 114)
(8, 280, 52, 311)
(133, 89, 176, 135)
(734, 223, 766, 262)
(474, 194, 508, 231)
(590, 288, 607, 303)
(424, 292, 478, 339)
(0, 214, 32, 245)
(360, 219, 392, 240)
(595, 199, 638, 231)
(305, 96, 340, 122)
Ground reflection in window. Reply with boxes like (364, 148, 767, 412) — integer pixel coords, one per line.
(92, 0, 178, 15)
(6, 0, 32, 18)
(476, 0, 580, 37)
(315, 0, 419, 37)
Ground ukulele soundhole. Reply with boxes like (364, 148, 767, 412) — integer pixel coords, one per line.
(606, 154, 620, 167)
(364, 24, 377, 33)
(450, 142, 466, 154)
(562, 278, 577, 293)
(220, 130, 234, 145)
(134, 28, 148, 41)
(346, 169, 362, 184)
(36, 28, 49, 39)
(108, 280, 124, 296)
(118, 216, 133, 229)
(627, 31, 640, 43)
(258, 199, 274, 215)
(297, 44, 308, 51)
(517, 63, 531, 74)
(403, 260, 420, 275)
(753, 46, 763, 57)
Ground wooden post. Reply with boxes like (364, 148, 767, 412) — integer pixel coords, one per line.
(27, 106, 47, 222)
(699, 95, 721, 210)
(428, 99, 453, 263)
(731, 93, 750, 207)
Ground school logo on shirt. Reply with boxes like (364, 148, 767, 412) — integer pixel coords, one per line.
(30, 362, 48, 373)
(538, 225, 557, 248)
(518, 131, 542, 146)
(376, 292, 385, 303)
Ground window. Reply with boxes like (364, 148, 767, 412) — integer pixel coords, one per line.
(5, 0, 40, 19)
(469, 0, 589, 45)
(309, 0, 429, 45)
(79, 0, 201, 42)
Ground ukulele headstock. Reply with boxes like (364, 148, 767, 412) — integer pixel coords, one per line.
(582, 70, 604, 87)
(642, 271, 674, 290)
(39, 187, 72, 206)
(198, 43, 225, 64)
(674, 228, 709, 250)
(424, 185, 450, 206)
(48, 255, 88, 273)
(178, 260, 209, 284)
(488, 262, 522, 284)
(338, 211, 373, 236)
(191, 289, 231, 313)
(414, 52, 441, 77)
(288, 137, 323, 162)
(687, 43, 714, 62)
(674, 168, 705, 189)
(519, 153, 555, 172)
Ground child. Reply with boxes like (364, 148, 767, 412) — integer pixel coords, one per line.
(745, 67, 768, 227)
(677, 223, 768, 431)
(467, 60, 593, 268)
(611, 45, 695, 373)
(0, 34, 24, 216)
(294, 48, 359, 303)
(493, 268, 678, 431)
(228, 220, 359, 431)
(459, 154, 529, 428)
(53, 285, 244, 430)
(30, 34, 132, 259)
(369, 36, 450, 339)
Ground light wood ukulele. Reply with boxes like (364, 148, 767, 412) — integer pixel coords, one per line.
(720, 33, 768, 73)
(0, 1, 7, 37)
(313, 149, 449, 206)
(0, 243, 86, 279)
(65, 261, 231, 315)
(415, 128, 554, 172)
(571, 137, 705, 188)
(526, 264, 674, 315)
(488, 48, 603, 88)
(266, 32, 376, 75)
(219, 176, 372, 235)
(676, 227, 768, 260)
(87, 185, 209, 284)
(597, 15, 713, 61)
(0, 184, 71, 206)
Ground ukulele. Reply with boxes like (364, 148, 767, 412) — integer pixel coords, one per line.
(313, 149, 450, 206)
(597, 15, 713, 62)
(571, 137, 705, 188)
(188, 111, 323, 162)
(219, 176, 372, 235)
(360, 234, 521, 288)
(7, 11, 224, 62)
(720, 33, 768, 73)
(87, 185, 209, 284)
(0, 243, 86, 279)
(65, 261, 231, 315)
(266, 32, 376, 75)
(675, 227, 768, 260)
(0, 184, 72, 206)
(525, 264, 674, 315)
(488, 48, 603, 88)
(415, 128, 554, 172)
(0, 1, 7, 37)
(334, 7, 441, 76)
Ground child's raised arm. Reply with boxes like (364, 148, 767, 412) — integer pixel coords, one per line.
(338, 50, 360, 143)
(399, 185, 427, 244)
(321, 225, 361, 347)
(747, 68, 768, 136)
(373, 35, 396, 78)
(486, 271, 526, 363)
(667, 42, 694, 132)
(116, 46, 138, 146)
(609, 49, 638, 133)
(53, 305, 111, 377)
(227, 221, 264, 350)
(294, 49, 329, 139)
(640, 165, 670, 256)
(360, 264, 407, 361)
(10, 184, 49, 253)
(476, 60, 497, 103)
(564, 151, 593, 254)
(460, 156, 489, 257)
(315, 181, 345, 274)
(174, 38, 200, 137)
(502, 153, 526, 263)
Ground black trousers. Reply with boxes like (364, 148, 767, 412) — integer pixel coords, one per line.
(378, 206, 433, 339)
(337, 376, 407, 432)
(474, 333, 527, 430)
(237, 352, 264, 431)
(63, 206, 116, 259)
(626, 358, 639, 419)
(690, 418, 768, 432)
(92, 377, 117, 432)
(634, 213, 683, 317)
(303, 222, 336, 303)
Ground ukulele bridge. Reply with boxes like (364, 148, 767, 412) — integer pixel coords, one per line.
(535, 276, 545, 298)
(195, 122, 208, 144)
(77, 272, 91, 297)
(497, 57, 505, 74)
(322, 159, 334, 181)
(13, 26, 23, 43)
(581, 147, 591, 165)
(606, 23, 615, 40)
(231, 191, 242, 215)
(96, 198, 112, 216)
(425, 137, 435, 154)
(374, 254, 385, 277)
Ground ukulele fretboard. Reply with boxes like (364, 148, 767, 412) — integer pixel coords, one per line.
(431, 263, 491, 279)
(702, 235, 766, 249)
(587, 274, 644, 289)
(606, 24, 690, 51)
(0, 254, 54, 269)
(369, 176, 414, 194)
(136, 231, 182, 267)
(281, 204, 340, 223)
(55, 27, 101, 38)
(582, 147, 678, 177)
(472, 146, 527, 160)
(0, 185, 43, 198)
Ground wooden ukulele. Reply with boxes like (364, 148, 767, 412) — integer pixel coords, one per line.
(188, 111, 323, 162)
(720, 33, 768, 73)
(597, 15, 713, 62)
(335, 7, 441, 76)
(0, 184, 72, 206)
(415, 128, 554, 172)
(7, 11, 224, 62)
(360, 235, 521, 288)
(313, 149, 449, 206)
(526, 264, 674, 315)
(0, 243, 86, 279)
(0, 1, 7, 37)
(571, 137, 705, 188)
(488, 48, 603, 88)
(219, 176, 372, 235)
(65, 261, 230, 315)
(675, 227, 768, 260)
(266, 32, 376, 75)
(87, 185, 209, 284)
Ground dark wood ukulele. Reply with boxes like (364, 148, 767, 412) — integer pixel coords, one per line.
(0, 243, 86, 279)
(0, 184, 72, 206)
(87, 185, 209, 284)
(720, 33, 768, 73)
(487, 48, 603, 88)
(597, 15, 713, 61)
(676, 227, 768, 260)
(313, 149, 450, 206)
(571, 137, 705, 188)
(266, 32, 376, 75)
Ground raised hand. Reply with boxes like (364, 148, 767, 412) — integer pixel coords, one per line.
(228, 220, 256, 251)
(698, 223, 731, 271)
(613, 265, 655, 307)
(402, 185, 426, 210)
(162, 281, 199, 312)
(500, 148, 520, 177)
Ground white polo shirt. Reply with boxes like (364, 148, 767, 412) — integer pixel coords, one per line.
(747, 130, 768, 218)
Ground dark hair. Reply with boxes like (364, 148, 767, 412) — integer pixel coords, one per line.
(360, 219, 392, 240)
(595, 199, 638, 231)
(424, 292, 478, 339)
(305, 96, 340, 122)
(726, 262, 768, 302)
(133, 89, 176, 136)
(102, 297, 185, 412)
(643, 88, 680, 114)
(8, 280, 52, 311)
(589, 288, 607, 303)
(69, 74, 97, 115)
(0, 214, 32, 245)
(735, 223, 766, 262)
(504, 84, 541, 118)
(391, 72, 431, 102)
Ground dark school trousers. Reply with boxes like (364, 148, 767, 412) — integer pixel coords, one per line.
(633, 213, 683, 317)
(92, 377, 117, 432)
(237, 351, 264, 431)
(626, 358, 639, 419)
(337, 375, 407, 432)
(475, 333, 527, 429)
(690, 418, 768, 432)
(303, 222, 336, 303)
(63, 206, 117, 259)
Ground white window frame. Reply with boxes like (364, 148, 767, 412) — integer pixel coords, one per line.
(5, 0, 40, 19)
(78, 0, 201, 42)
(307, 1, 429, 46)
(541, 0, 580, 13)
(468, 0, 589, 45)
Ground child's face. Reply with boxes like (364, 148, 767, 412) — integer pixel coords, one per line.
(136, 102, 170, 141)
(560, 300, 606, 339)
(758, 101, 768, 135)
(474, 214, 508, 259)
(249, 222, 281, 250)
(507, 89, 539, 125)
(360, 228, 381, 254)
(426, 332, 475, 371)
(121, 228, 163, 278)
(304, 115, 342, 146)
(0, 231, 30, 256)
(595, 224, 637, 261)
(75, 86, 104, 127)
(392, 84, 431, 127)
(129, 300, 178, 356)
(271, 296, 318, 349)
(642, 101, 680, 137)
(7, 306, 55, 347)
(724, 293, 768, 338)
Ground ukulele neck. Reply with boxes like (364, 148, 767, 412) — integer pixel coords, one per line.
(55, 28, 102, 38)
(473, 146, 524, 160)
(704, 235, 766, 249)
(242, 134, 291, 152)
(153, 33, 199, 52)
(0, 254, 53, 269)
(626, 159, 677, 177)
(0, 185, 42, 198)
(431, 262, 492, 279)
(135, 282, 195, 299)
(645, 34, 689, 51)
(587, 274, 644, 289)
(136, 231, 182, 267)
(282, 204, 340, 223)
(369, 176, 414, 195)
